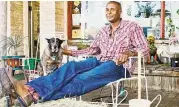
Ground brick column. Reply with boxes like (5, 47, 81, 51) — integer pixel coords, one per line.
(0, 1, 7, 68)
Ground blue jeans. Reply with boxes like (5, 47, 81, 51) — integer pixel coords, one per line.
(27, 57, 130, 101)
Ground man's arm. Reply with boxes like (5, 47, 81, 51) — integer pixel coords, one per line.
(62, 49, 73, 56)
(116, 23, 149, 65)
(62, 33, 101, 57)
(130, 23, 149, 57)
(116, 50, 136, 65)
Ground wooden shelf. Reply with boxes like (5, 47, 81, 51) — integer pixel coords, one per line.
(72, 25, 81, 29)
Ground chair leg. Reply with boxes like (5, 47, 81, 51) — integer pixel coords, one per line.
(112, 81, 127, 107)
(119, 81, 125, 97)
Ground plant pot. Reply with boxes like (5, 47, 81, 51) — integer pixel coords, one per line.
(146, 12, 151, 18)
(160, 57, 170, 64)
(171, 58, 179, 67)
(141, 12, 146, 18)
(150, 49, 157, 56)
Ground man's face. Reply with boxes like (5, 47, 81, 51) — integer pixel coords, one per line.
(106, 3, 121, 23)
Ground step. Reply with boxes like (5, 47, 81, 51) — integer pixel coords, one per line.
(124, 64, 179, 92)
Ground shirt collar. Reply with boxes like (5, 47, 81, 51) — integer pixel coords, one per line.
(107, 18, 123, 36)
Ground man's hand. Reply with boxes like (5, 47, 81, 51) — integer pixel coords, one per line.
(62, 49, 72, 56)
(61, 44, 73, 56)
(116, 51, 134, 65)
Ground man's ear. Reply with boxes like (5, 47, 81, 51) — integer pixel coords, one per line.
(45, 38, 50, 43)
(119, 9, 122, 14)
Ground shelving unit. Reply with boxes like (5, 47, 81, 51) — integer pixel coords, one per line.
(67, 1, 82, 40)
(1, 55, 26, 80)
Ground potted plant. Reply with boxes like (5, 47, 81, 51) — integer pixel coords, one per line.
(135, 2, 156, 18)
(0, 35, 27, 70)
(0, 35, 27, 55)
(147, 36, 158, 64)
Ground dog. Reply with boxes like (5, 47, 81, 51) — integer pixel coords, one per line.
(41, 37, 64, 75)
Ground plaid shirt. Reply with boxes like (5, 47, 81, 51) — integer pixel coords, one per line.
(72, 19, 149, 73)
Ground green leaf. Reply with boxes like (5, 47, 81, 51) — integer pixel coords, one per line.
(0, 35, 26, 55)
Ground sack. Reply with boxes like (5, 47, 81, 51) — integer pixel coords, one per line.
(0, 67, 13, 98)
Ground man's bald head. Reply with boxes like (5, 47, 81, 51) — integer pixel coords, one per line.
(107, 1, 122, 12)
(106, 1, 122, 23)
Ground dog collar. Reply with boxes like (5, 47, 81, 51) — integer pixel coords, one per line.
(52, 56, 56, 60)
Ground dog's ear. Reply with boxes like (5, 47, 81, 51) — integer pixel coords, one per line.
(45, 38, 50, 43)
(59, 40, 65, 44)
(57, 38, 64, 44)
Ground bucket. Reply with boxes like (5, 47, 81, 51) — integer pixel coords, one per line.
(171, 58, 179, 67)
(23, 58, 41, 70)
(129, 94, 161, 107)
(160, 57, 170, 64)
(129, 99, 151, 107)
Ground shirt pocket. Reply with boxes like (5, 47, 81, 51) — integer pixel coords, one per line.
(116, 38, 129, 54)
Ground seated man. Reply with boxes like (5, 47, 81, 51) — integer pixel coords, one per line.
(7, 1, 149, 106)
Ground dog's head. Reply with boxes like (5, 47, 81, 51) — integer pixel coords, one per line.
(46, 38, 64, 54)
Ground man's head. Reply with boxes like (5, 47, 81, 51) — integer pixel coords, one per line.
(106, 1, 122, 23)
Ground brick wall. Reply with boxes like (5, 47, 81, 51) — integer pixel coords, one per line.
(10, 1, 23, 36)
(10, 1, 65, 37)
(32, 1, 40, 40)
(55, 1, 64, 32)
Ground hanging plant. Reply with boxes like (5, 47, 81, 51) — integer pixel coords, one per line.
(177, 9, 179, 15)
(166, 16, 176, 37)
(127, 5, 132, 16)
(175, 9, 179, 31)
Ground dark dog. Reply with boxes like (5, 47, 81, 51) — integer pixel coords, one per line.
(41, 38, 64, 75)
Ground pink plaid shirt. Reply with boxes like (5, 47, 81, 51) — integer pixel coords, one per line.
(72, 19, 149, 73)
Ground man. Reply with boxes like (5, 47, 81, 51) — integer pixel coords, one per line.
(9, 1, 149, 106)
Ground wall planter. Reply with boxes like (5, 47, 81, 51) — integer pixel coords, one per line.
(2, 55, 26, 80)
(2, 55, 25, 70)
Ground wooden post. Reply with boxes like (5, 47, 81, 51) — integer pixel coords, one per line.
(160, 1, 165, 39)
(67, 1, 73, 40)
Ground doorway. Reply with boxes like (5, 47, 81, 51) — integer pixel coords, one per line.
(28, 1, 40, 58)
